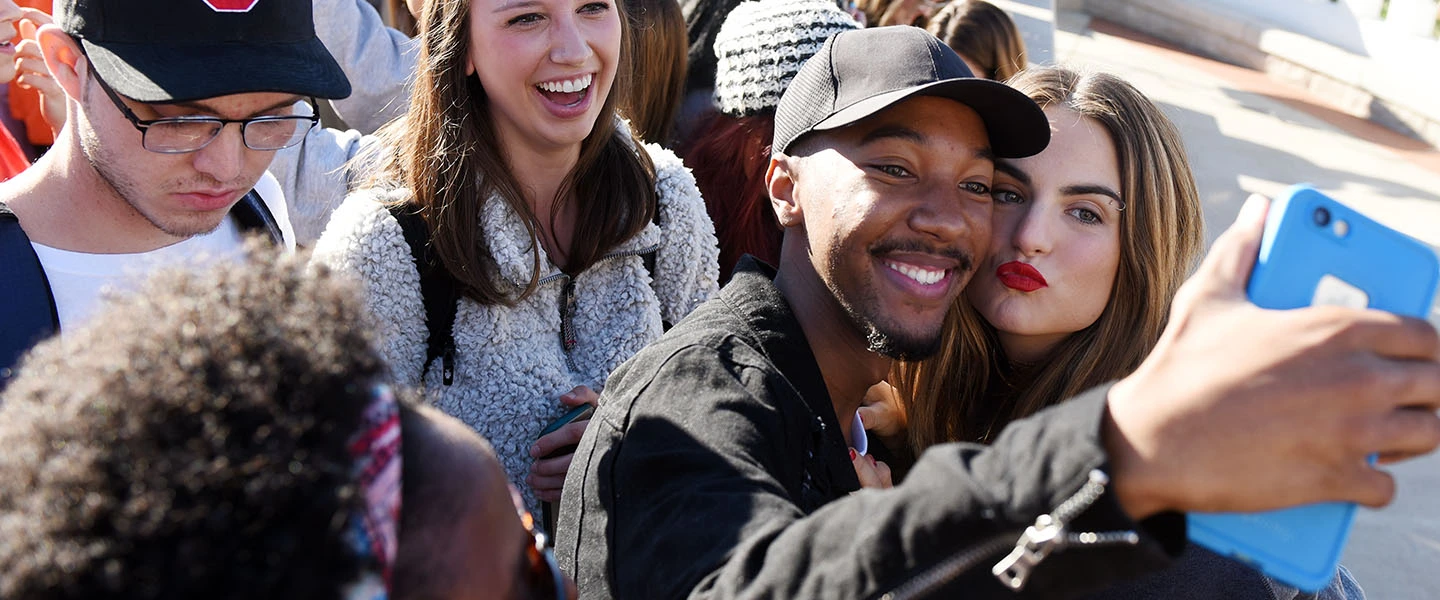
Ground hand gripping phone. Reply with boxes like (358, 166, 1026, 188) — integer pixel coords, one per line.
(537, 403, 595, 538)
(1187, 185, 1440, 591)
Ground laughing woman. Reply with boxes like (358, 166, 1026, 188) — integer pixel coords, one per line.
(888, 66, 1361, 599)
(313, 0, 719, 517)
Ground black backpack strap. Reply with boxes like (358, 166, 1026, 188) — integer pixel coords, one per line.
(641, 203, 671, 331)
(388, 204, 459, 386)
(229, 189, 283, 245)
(0, 203, 59, 387)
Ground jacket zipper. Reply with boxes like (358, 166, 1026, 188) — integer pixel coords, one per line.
(877, 469, 1139, 600)
(553, 243, 661, 373)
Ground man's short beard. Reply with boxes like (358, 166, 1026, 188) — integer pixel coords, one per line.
(79, 121, 223, 239)
(829, 282, 944, 361)
(859, 313, 942, 361)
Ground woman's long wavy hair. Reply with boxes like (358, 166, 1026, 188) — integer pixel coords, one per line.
(370, 0, 657, 305)
(926, 0, 1027, 81)
(619, 0, 687, 145)
(895, 67, 1205, 449)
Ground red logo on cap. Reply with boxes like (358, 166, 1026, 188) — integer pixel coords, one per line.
(203, 0, 259, 12)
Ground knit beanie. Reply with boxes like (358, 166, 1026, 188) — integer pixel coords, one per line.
(712, 0, 861, 117)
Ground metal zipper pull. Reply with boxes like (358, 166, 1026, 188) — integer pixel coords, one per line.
(557, 277, 580, 372)
(441, 343, 455, 386)
(992, 514, 1063, 590)
(991, 469, 1116, 591)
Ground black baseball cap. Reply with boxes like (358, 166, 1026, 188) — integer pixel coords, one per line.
(773, 26, 1048, 158)
(56, 0, 351, 103)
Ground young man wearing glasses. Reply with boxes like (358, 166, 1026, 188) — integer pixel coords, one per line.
(0, 0, 350, 379)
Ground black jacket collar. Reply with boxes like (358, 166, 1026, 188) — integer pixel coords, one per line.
(716, 256, 860, 494)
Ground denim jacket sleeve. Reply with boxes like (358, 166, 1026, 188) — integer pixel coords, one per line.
(559, 344, 1184, 600)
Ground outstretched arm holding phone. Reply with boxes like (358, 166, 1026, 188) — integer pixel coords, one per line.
(562, 194, 1440, 599)
(1106, 194, 1440, 520)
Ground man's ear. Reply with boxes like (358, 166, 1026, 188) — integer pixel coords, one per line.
(37, 24, 84, 102)
(766, 154, 803, 229)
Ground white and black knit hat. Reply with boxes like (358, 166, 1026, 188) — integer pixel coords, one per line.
(712, 0, 860, 117)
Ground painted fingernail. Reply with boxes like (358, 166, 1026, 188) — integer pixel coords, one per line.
(868, 455, 877, 466)
(848, 448, 857, 461)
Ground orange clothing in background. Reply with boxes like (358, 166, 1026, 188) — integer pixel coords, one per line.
(0, 123, 29, 179)
(9, 0, 51, 147)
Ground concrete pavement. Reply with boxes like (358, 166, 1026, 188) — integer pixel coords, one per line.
(1035, 10, 1440, 598)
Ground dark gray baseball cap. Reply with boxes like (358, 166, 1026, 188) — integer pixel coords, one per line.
(773, 26, 1048, 158)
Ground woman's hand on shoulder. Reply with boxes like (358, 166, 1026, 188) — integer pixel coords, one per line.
(858, 381, 909, 451)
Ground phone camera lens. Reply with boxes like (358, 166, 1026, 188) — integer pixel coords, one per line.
(1313, 207, 1331, 227)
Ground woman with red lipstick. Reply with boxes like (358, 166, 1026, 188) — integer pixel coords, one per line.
(313, 0, 719, 522)
(884, 66, 1363, 599)
(893, 66, 1202, 448)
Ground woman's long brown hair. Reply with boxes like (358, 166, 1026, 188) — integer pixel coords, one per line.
(618, 0, 687, 145)
(895, 67, 1205, 449)
(926, 0, 1027, 81)
(370, 0, 657, 306)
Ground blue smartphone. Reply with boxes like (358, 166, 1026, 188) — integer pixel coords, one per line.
(537, 403, 595, 460)
(1187, 185, 1440, 591)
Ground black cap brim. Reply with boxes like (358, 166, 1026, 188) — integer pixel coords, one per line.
(81, 38, 352, 103)
(810, 77, 1049, 159)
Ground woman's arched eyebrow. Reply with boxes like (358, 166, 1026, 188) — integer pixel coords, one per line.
(495, 0, 543, 11)
(994, 159, 1029, 186)
(1062, 184, 1125, 209)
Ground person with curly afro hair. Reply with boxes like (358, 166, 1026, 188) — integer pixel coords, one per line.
(0, 249, 402, 600)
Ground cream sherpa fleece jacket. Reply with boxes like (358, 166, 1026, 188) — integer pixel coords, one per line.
(312, 143, 719, 514)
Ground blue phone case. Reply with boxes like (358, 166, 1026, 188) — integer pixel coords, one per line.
(1187, 185, 1440, 591)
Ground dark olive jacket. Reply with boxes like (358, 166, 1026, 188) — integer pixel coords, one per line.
(556, 258, 1184, 599)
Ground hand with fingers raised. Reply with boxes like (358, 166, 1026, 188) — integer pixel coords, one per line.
(1104, 194, 1440, 520)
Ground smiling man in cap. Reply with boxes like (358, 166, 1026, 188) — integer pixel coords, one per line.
(557, 26, 1440, 599)
(0, 0, 350, 382)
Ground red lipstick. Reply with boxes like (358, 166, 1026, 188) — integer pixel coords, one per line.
(997, 261, 1047, 292)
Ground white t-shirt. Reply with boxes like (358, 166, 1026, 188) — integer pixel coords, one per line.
(30, 172, 292, 330)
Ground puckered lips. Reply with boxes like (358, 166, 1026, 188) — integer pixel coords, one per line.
(535, 73, 595, 119)
(996, 260, 1047, 292)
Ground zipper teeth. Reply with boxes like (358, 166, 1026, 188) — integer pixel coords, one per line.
(878, 534, 1013, 600)
(1053, 470, 1109, 523)
(1066, 531, 1140, 546)
(550, 245, 658, 372)
(534, 240, 659, 287)
(606, 243, 660, 260)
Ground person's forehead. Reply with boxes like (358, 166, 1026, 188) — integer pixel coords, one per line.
(147, 91, 303, 117)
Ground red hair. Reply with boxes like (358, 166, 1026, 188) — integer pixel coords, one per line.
(679, 113, 778, 282)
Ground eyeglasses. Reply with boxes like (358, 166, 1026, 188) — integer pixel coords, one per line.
(516, 508, 569, 600)
(90, 70, 319, 154)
